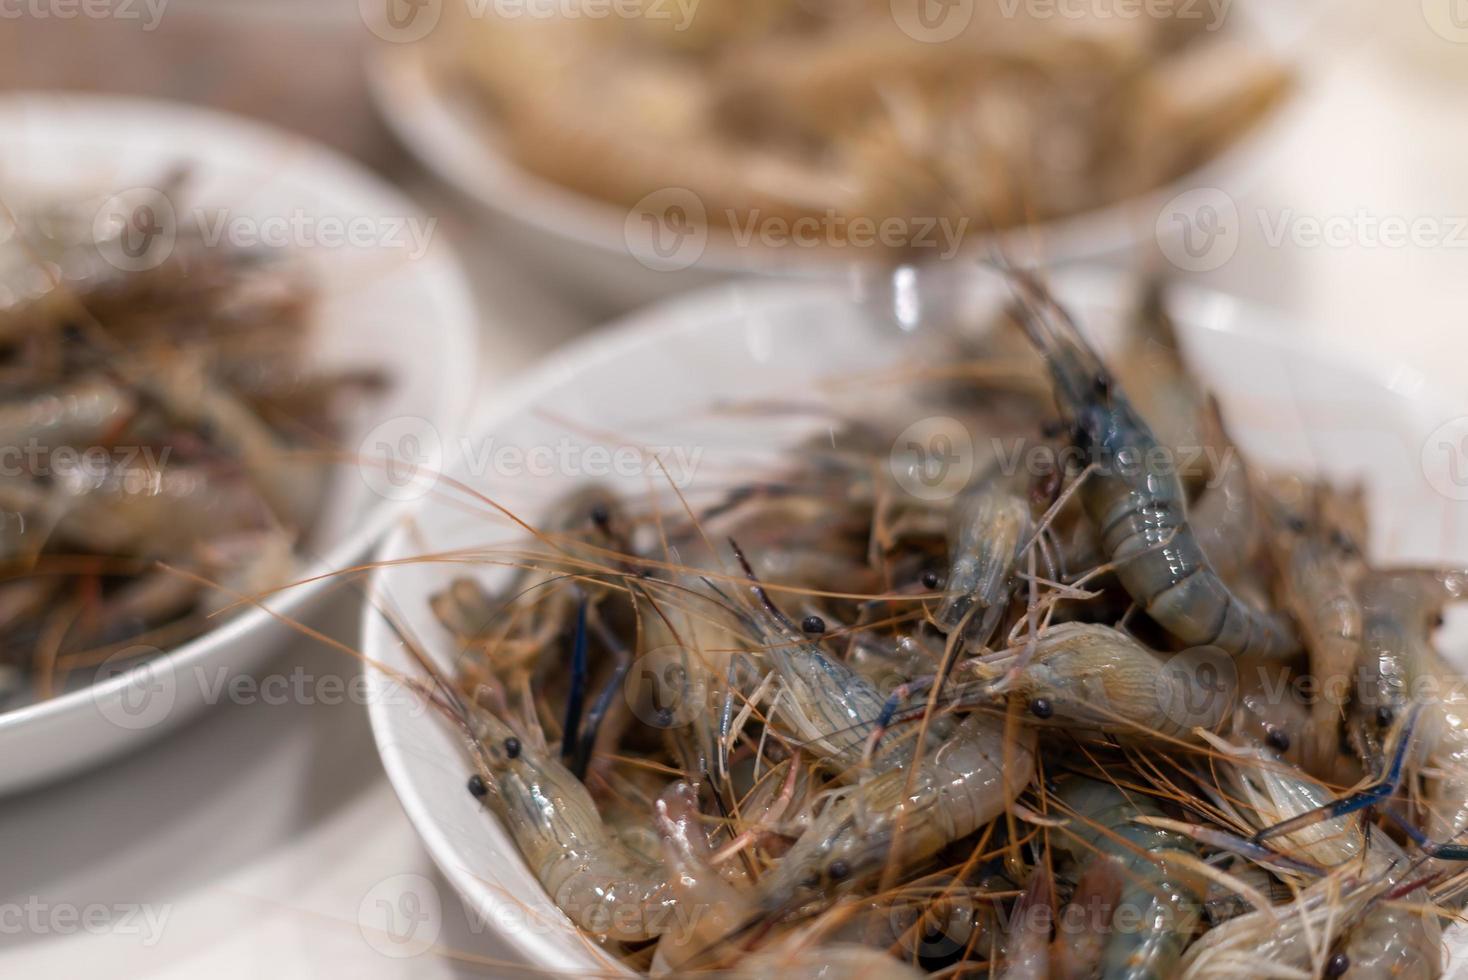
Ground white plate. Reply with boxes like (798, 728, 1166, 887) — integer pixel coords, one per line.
(0, 93, 478, 794)
(367, 1, 1311, 311)
(364, 267, 1468, 973)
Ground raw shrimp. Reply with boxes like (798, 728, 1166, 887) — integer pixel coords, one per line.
(1262, 480, 1365, 770)
(1352, 568, 1466, 761)
(970, 623, 1234, 741)
(465, 701, 676, 943)
(1008, 272, 1297, 660)
(1050, 778, 1204, 980)
(755, 713, 1035, 917)
(934, 473, 1032, 649)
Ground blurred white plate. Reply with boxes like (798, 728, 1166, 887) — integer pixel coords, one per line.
(367, 1, 1310, 311)
(363, 267, 1468, 973)
(0, 93, 478, 794)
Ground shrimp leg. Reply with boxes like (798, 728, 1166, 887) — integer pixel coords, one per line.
(1253, 704, 1422, 843)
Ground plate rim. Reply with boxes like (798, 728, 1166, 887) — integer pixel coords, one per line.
(363, 268, 1449, 973)
(0, 92, 481, 760)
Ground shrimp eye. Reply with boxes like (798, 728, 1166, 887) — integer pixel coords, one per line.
(1028, 698, 1054, 720)
(467, 774, 488, 798)
(1286, 516, 1307, 534)
(827, 859, 851, 882)
(1376, 706, 1394, 729)
(801, 616, 827, 635)
(921, 571, 942, 590)
(1092, 373, 1110, 397)
(503, 737, 522, 760)
(1330, 530, 1357, 555)
(1265, 727, 1291, 752)
(1433, 612, 1446, 629)
(590, 502, 611, 528)
(1325, 951, 1350, 976)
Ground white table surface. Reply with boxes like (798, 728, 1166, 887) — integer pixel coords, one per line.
(4, 4, 1468, 977)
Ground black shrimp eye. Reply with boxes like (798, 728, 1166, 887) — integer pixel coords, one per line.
(801, 616, 827, 635)
(921, 571, 941, 590)
(655, 707, 675, 728)
(1376, 706, 1395, 729)
(1265, 727, 1291, 752)
(1433, 612, 1446, 629)
(827, 859, 851, 882)
(1286, 516, 1308, 534)
(503, 737, 522, 760)
(589, 502, 611, 527)
(1325, 951, 1350, 976)
(1029, 697, 1054, 720)
(1092, 372, 1110, 397)
(467, 774, 488, 798)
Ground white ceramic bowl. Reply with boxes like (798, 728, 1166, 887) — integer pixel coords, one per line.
(364, 267, 1468, 973)
(367, 1, 1309, 311)
(0, 93, 478, 794)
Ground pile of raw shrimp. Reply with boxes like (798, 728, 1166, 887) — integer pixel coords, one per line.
(428, 275, 1466, 978)
(442, 0, 1288, 248)
(0, 179, 372, 707)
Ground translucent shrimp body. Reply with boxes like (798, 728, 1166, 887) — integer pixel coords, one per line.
(935, 476, 1031, 647)
(1009, 275, 1296, 660)
(466, 706, 673, 942)
(985, 623, 1233, 740)
(1051, 778, 1203, 980)
(1222, 748, 1441, 978)
(757, 713, 1035, 916)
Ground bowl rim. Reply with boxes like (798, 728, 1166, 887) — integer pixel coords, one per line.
(366, 0, 1310, 277)
(363, 268, 1445, 974)
(0, 92, 481, 746)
